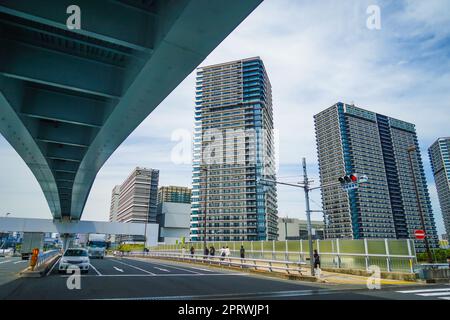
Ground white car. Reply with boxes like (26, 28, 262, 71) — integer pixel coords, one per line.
(59, 248, 90, 273)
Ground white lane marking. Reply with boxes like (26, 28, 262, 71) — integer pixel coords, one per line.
(89, 263, 102, 276)
(93, 289, 338, 300)
(113, 267, 124, 273)
(0, 260, 12, 264)
(46, 257, 61, 276)
(397, 288, 450, 294)
(127, 258, 201, 274)
(154, 267, 170, 273)
(112, 259, 156, 275)
(14, 260, 27, 264)
(59, 273, 248, 278)
(417, 292, 450, 297)
(439, 297, 450, 300)
(184, 266, 215, 273)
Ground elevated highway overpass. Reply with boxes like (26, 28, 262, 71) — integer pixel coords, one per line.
(0, 0, 262, 220)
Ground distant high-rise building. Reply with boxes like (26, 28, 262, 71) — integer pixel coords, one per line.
(158, 186, 191, 204)
(116, 167, 159, 224)
(314, 102, 438, 251)
(109, 185, 121, 222)
(429, 137, 450, 236)
(190, 57, 278, 242)
(278, 217, 324, 241)
(157, 186, 191, 244)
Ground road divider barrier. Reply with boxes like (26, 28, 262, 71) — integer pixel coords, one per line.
(20, 249, 61, 277)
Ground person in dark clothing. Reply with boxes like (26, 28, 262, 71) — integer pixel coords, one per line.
(204, 247, 209, 259)
(190, 246, 195, 257)
(240, 245, 245, 259)
(313, 249, 321, 269)
(209, 246, 215, 256)
(447, 256, 450, 268)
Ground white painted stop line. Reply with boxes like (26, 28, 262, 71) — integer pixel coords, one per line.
(0, 260, 12, 264)
(113, 266, 124, 273)
(154, 267, 170, 272)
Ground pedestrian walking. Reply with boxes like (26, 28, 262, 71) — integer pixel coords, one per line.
(181, 246, 186, 257)
(225, 246, 231, 257)
(204, 246, 209, 259)
(220, 246, 226, 261)
(240, 245, 245, 259)
(209, 246, 215, 257)
(313, 249, 321, 277)
(190, 246, 195, 258)
(447, 255, 450, 268)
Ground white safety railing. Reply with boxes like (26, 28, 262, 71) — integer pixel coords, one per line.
(118, 251, 308, 275)
(151, 238, 417, 273)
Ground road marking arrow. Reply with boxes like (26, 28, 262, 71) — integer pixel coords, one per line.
(154, 267, 170, 272)
(113, 266, 124, 273)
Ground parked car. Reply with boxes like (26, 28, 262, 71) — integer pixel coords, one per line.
(58, 248, 90, 273)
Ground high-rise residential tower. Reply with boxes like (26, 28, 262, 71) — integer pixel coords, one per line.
(157, 186, 191, 204)
(429, 138, 450, 236)
(116, 167, 159, 224)
(314, 102, 438, 251)
(109, 185, 121, 222)
(190, 57, 278, 242)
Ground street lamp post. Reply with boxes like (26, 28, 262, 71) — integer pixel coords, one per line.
(407, 146, 433, 263)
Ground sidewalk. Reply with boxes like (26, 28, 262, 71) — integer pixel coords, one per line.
(315, 269, 419, 287)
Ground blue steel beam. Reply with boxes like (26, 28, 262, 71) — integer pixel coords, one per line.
(0, 0, 263, 220)
(0, 0, 156, 52)
(0, 38, 126, 98)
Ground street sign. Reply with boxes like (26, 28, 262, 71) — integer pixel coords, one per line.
(341, 182, 359, 191)
(415, 230, 426, 240)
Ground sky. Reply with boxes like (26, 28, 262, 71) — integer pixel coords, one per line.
(0, 0, 449, 237)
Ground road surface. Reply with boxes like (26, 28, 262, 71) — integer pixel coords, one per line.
(0, 256, 448, 300)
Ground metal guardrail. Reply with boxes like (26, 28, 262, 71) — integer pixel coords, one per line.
(151, 239, 418, 273)
(34, 249, 61, 270)
(147, 249, 417, 273)
(120, 251, 308, 275)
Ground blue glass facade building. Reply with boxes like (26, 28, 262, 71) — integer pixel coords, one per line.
(314, 103, 439, 251)
(190, 57, 278, 241)
(429, 138, 450, 237)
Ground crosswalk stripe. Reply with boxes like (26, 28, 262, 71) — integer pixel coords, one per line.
(397, 288, 450, 294)
(417, 292, 450, 297)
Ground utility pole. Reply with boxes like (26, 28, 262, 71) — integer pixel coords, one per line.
(201, 166, 208, 252)
(143, 209, 148, 254)
(302, 158, 315, 276)
(407, 146, 433, 263)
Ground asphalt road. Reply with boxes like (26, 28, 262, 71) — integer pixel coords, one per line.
(0, 256, 448, 300)
(0, 256, 28, 286)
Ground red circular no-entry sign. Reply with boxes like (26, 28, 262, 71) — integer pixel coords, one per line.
(415, 230, 426, 240)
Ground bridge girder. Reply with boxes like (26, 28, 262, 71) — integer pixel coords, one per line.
(0, 0, 263, 220)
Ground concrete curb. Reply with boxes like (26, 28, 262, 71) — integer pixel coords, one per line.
(20, 254, 61, 278)
(321, 267, 417, 282)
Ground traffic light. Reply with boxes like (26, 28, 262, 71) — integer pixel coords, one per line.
(338, 174, 358, 184)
